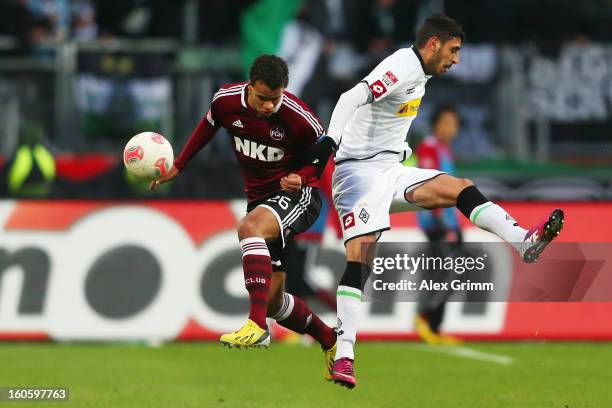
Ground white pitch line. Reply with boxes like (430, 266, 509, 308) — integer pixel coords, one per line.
(422, 345, 514, 365)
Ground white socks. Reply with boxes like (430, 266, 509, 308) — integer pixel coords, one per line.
(469, 202, 527, 250)
(335, 285, 362, 360)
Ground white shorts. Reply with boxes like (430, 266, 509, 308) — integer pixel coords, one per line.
(332, 157, 444, 243)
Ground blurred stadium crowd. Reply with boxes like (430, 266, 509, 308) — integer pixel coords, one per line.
(2, 1, 612, 49)
(0, 0, 610, 199)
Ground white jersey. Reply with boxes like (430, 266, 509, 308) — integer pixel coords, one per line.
(335, 47, 431, 163)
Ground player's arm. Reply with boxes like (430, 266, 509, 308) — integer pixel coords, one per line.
(322, 63, 404, 153)
(326, 81, 372, 146)
(287, 82, 372, 189)
(282, 99, 329, 191)
(150, 108, 219, 190)
(290, 134, 338, 186)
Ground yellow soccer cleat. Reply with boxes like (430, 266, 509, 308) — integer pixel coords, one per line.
(438, 334, 463, 346)
(323, 342, 337, 381)
(414, 314, 442, 345)
(220, 319, 270, 349)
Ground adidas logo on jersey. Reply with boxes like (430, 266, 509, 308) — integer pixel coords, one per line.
(234, 136, 284, 162)
(232, 119, 244, 128)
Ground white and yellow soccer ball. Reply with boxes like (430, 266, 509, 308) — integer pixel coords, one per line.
(123, 132, 174, 180)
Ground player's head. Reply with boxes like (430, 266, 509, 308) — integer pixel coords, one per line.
(430, 104, 460, 144)
(248, 55, 289, 117)
(415, 14, 465, 76)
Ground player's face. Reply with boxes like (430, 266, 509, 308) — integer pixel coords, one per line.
(434, 111, 460, 144)
(431, 37, 462, 76)
(247, 81, 284, 118)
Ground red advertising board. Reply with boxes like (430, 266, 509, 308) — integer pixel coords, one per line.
(0, 200, 611, 342)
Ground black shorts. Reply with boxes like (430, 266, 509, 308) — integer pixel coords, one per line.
(247, 187, 322, 272)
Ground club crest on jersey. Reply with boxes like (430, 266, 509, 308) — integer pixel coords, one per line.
(369, 80, 387, 99)
(234, 136, 284, 162)
(342, 212, 355, 230)
(396, 98, 422, 117)
(269, 126, 285, 141)
(359, 208, 370, 224)
(382, 71, 398, 87)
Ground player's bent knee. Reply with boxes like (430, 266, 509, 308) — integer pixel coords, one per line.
(436, 176, 473, 206)
(237, 218, 261, 240)
(450, 178, 473, 202)
(458, 177, 474, 189)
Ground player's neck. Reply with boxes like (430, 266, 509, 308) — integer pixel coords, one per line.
(415, 46, 434, 76)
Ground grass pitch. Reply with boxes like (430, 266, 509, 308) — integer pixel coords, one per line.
(0, 342, 610, 407)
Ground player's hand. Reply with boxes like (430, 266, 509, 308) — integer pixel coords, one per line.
(149, 165, 180, 190)
(280, 173, 302, 192)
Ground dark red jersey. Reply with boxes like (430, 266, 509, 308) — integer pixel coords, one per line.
(174, 82, 324, 202)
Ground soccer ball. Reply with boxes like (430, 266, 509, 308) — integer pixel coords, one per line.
(123, 132, 174, 180)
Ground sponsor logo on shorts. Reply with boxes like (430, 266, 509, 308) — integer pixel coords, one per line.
(396, 98, 422, 117)
(343, 213, 355, 230)
(359, 208, 370, 224)
(369, 80, 387, 99)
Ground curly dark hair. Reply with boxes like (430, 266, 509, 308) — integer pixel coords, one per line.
(249, 54, 289, 90)
(415, 14, 465, 48)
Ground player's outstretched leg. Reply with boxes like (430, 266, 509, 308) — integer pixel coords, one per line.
(269, 292, 337, 380)
(455, 185, 564, 262)
(220, 236, 271, 349)
(409, 177, 564, 263)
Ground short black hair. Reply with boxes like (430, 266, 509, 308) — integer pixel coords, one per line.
(430, 104, 460, 127)
(415, 14, 465, 48)
(249, 54, 289, 90)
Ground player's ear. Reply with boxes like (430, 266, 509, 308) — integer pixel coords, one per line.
(430, 37, 440, 53)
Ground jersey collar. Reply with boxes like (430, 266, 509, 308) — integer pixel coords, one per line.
(411, 46, 431, 78)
